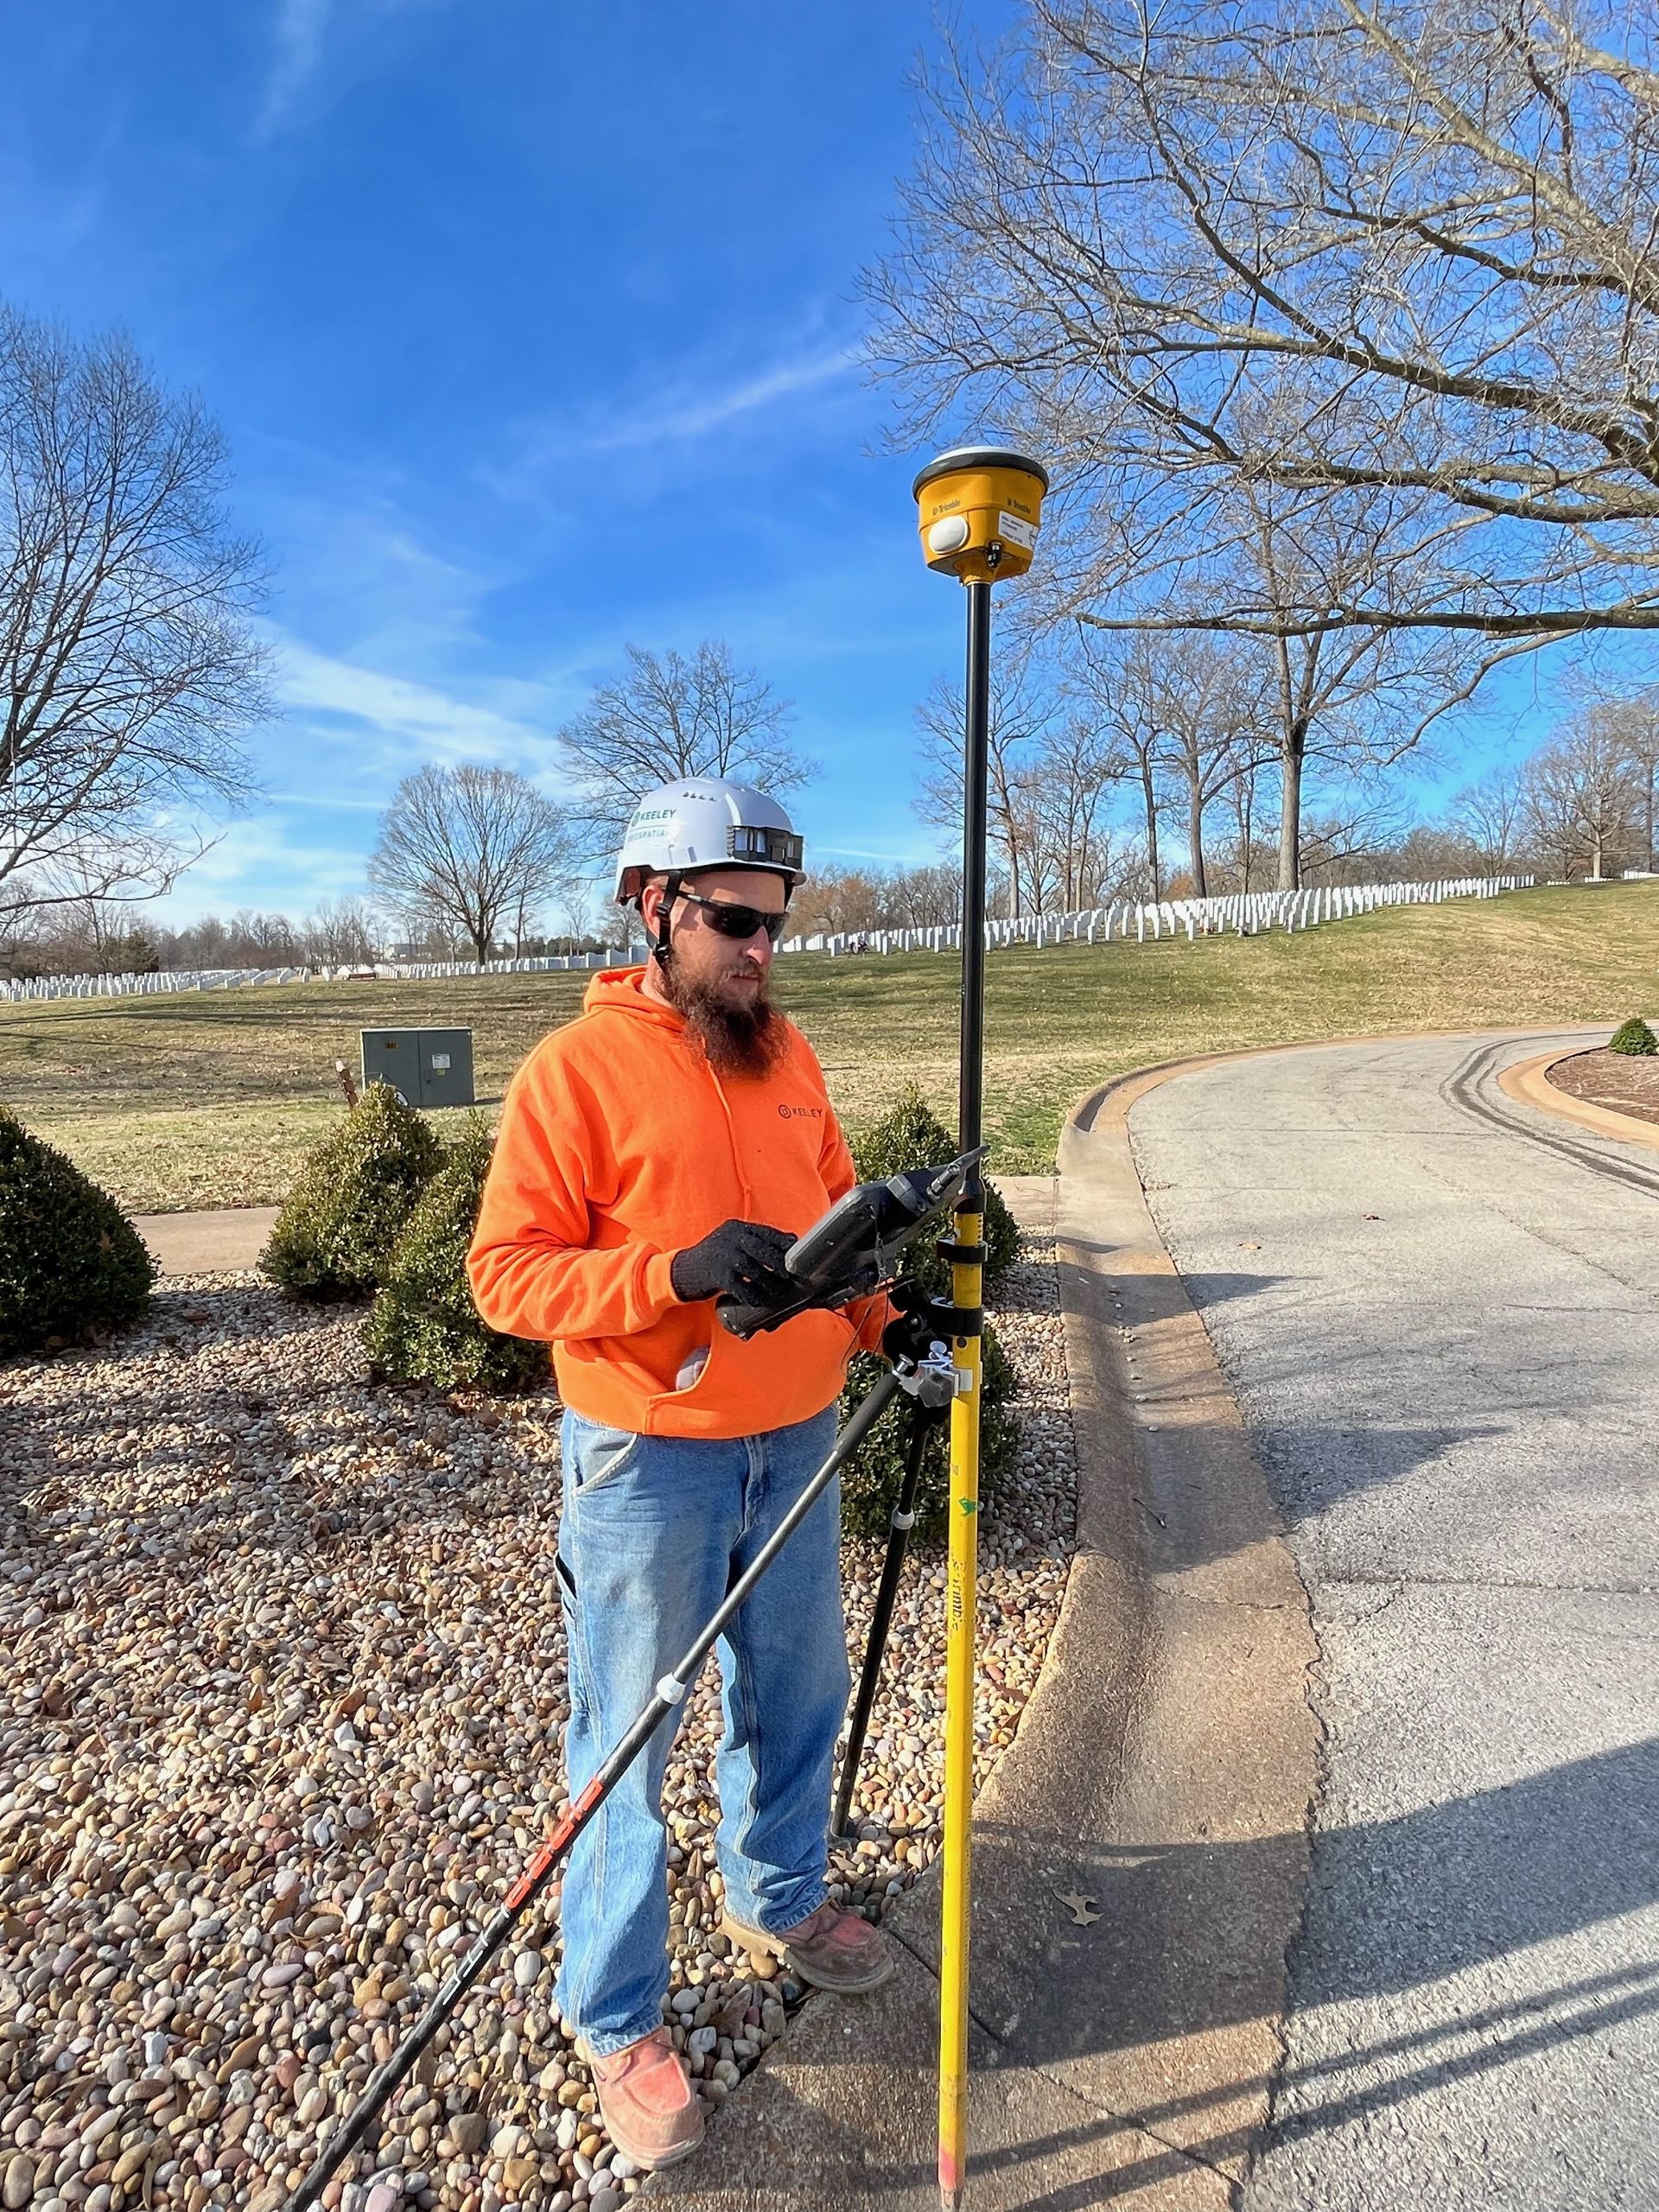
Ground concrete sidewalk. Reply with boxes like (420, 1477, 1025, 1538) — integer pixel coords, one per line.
(646, 1123, 1319, 2209)
(133, 1206, 276, 1274)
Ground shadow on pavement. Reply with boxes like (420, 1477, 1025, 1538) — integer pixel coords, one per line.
(970, 1734, 1659, 2063)
(713, 1741, 1659, 2205)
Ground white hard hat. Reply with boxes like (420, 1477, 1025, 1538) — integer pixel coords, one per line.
(613, 777, 806, 904)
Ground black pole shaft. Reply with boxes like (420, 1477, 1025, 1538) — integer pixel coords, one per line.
(834, 1406, 938, 1838)
(960, 579, 992, 1175)
(285, 1370, 906, 2212)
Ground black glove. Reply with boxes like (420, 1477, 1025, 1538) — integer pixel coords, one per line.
(671, 1220, 797, 1306)
(881, 1284, 956, 1367)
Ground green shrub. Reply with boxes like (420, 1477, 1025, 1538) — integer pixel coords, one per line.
(839, 1086, 1024, 1539)
(1608, 1015, 1657, 1056)
(0, 1110, 155, 1354)
(850, 1086, 1020, 1295)
(262, 1083, 442, 1299)
(838, 1329, 1018, 1543)
(362, 1117, 549, 1395)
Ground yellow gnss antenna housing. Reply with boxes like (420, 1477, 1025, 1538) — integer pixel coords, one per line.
(912, 444, 1048, 584)
(911, 442, 1047, 2212)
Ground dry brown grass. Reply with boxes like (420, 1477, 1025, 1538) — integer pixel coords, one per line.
(3, 881, 1655, 1209)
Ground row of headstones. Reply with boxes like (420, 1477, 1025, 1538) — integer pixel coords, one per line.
(0, 964, 317, 1001)
(786, 876, 1535, 957)
(0, 876, 1536, 1001)
(0, 950, 641, 1001)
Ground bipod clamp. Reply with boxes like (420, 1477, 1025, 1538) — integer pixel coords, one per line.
(890, 1341, 962, 1408)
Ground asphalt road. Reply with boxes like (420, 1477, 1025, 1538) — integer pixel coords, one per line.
(1128, 1031, 1659, 2212)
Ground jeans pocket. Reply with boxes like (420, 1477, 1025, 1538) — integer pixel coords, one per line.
(569, 1418, 642, 1497)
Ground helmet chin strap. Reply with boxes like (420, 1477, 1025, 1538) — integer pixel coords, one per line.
(649, 872, 683, 966)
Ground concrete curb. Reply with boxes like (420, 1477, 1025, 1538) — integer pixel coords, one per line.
(646, 1069, 1322, 2210)
(1499, 1048, 1659, 1155)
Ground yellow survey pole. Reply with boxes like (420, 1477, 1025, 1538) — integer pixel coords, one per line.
(911, 447, 1048, 2211)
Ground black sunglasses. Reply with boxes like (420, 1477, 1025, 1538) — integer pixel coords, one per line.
(677, 888, 788, 944)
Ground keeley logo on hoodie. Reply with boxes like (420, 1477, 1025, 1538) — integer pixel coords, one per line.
(779, 1103, 824, 1120)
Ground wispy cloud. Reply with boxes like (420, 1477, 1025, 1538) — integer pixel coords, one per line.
(257, 0, 332, 137)
(488, 339, 859, 500)
(817, 842, 938, 865)
(149, 815, 372, 925)
(582, 346, 857, 455)
(268, 791, 388, 810)
(275, 638, 561, 776)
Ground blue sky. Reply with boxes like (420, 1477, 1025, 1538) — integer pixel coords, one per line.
(0, 2, 1611, 929)
(3, 1, 1027, 926)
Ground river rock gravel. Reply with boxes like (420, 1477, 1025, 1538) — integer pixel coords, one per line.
(0, 1242, 1076, 2212)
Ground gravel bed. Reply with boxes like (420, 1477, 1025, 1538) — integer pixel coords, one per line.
(0, 1245, 1077, 2212)
(1547, 1042, 1659, 1126)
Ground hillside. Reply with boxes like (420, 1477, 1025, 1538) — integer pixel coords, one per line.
(2, 882, 1654, 1210)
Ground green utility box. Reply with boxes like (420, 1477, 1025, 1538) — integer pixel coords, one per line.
(360, 1027, 475, 1109)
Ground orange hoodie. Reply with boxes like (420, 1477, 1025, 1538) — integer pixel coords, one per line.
(467, 968, 888, 1439)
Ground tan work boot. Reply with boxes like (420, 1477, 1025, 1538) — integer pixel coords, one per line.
(721, 1898, 895, 1993)
(586, 2027, 704, 2171)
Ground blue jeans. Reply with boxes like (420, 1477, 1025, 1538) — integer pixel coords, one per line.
(553, 1402, 848, 2055)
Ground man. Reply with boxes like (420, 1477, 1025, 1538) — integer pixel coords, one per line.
(467, 777, 933, 2172)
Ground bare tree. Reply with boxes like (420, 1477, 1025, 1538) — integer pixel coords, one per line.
(886, 861, 963, 927)
(1067, 634, 1168, 898)
(1296, 803, 1412, 886)
(1226, 495, 1512, 885)
(302, 897, 381, 968)
(915, 656, 1056, 915)
(556, 642, 811, 849)
(1580, 690, 1659, 873)
(231, 908, 302, 961)
(1218, 757, 1270, 893)
(1141, 632, 1273, 897)
(871, 1, 1659, 648)
(0, 302, 269, 925)
(1449, 765, 1529, 875)
(1522, 723, 1643, 880)
(1052, 489, 1502, 883)
(1027, 715, 1128, 907)
(1065, 630, 1276, 894)
(369, 765, 580, 963)
(798, 869, 893, 938)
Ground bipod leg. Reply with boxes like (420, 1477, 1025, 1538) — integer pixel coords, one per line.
(283, 1371, 905, 2212)
(834, 1397, 941, 1840)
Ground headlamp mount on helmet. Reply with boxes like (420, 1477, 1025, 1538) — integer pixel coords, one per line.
(613, 776, 806, 963)
(727, 823, 804, 872)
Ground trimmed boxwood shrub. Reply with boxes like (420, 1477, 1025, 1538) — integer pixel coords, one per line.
(262, 1082, 442, 1299)
(850, 1087, 1020, 1294)
(362, 1116, 549, 1394)
(1608, 1016, 1657, 1056)
(839, 1087, 1022, 1541)
(0, 1109, 155, 1354)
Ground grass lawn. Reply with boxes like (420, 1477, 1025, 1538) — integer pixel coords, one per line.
(3, 880, 1656, 1211)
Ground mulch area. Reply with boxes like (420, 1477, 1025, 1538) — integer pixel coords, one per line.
(1547, 1045, 1659, 1128)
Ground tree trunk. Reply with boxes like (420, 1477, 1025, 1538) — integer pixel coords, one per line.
(1140, 761, 1161, 899)
(1000, 828, 1023, 918)
(1277, 730, 1306, 892)
(1185, 766, 1207, 896)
